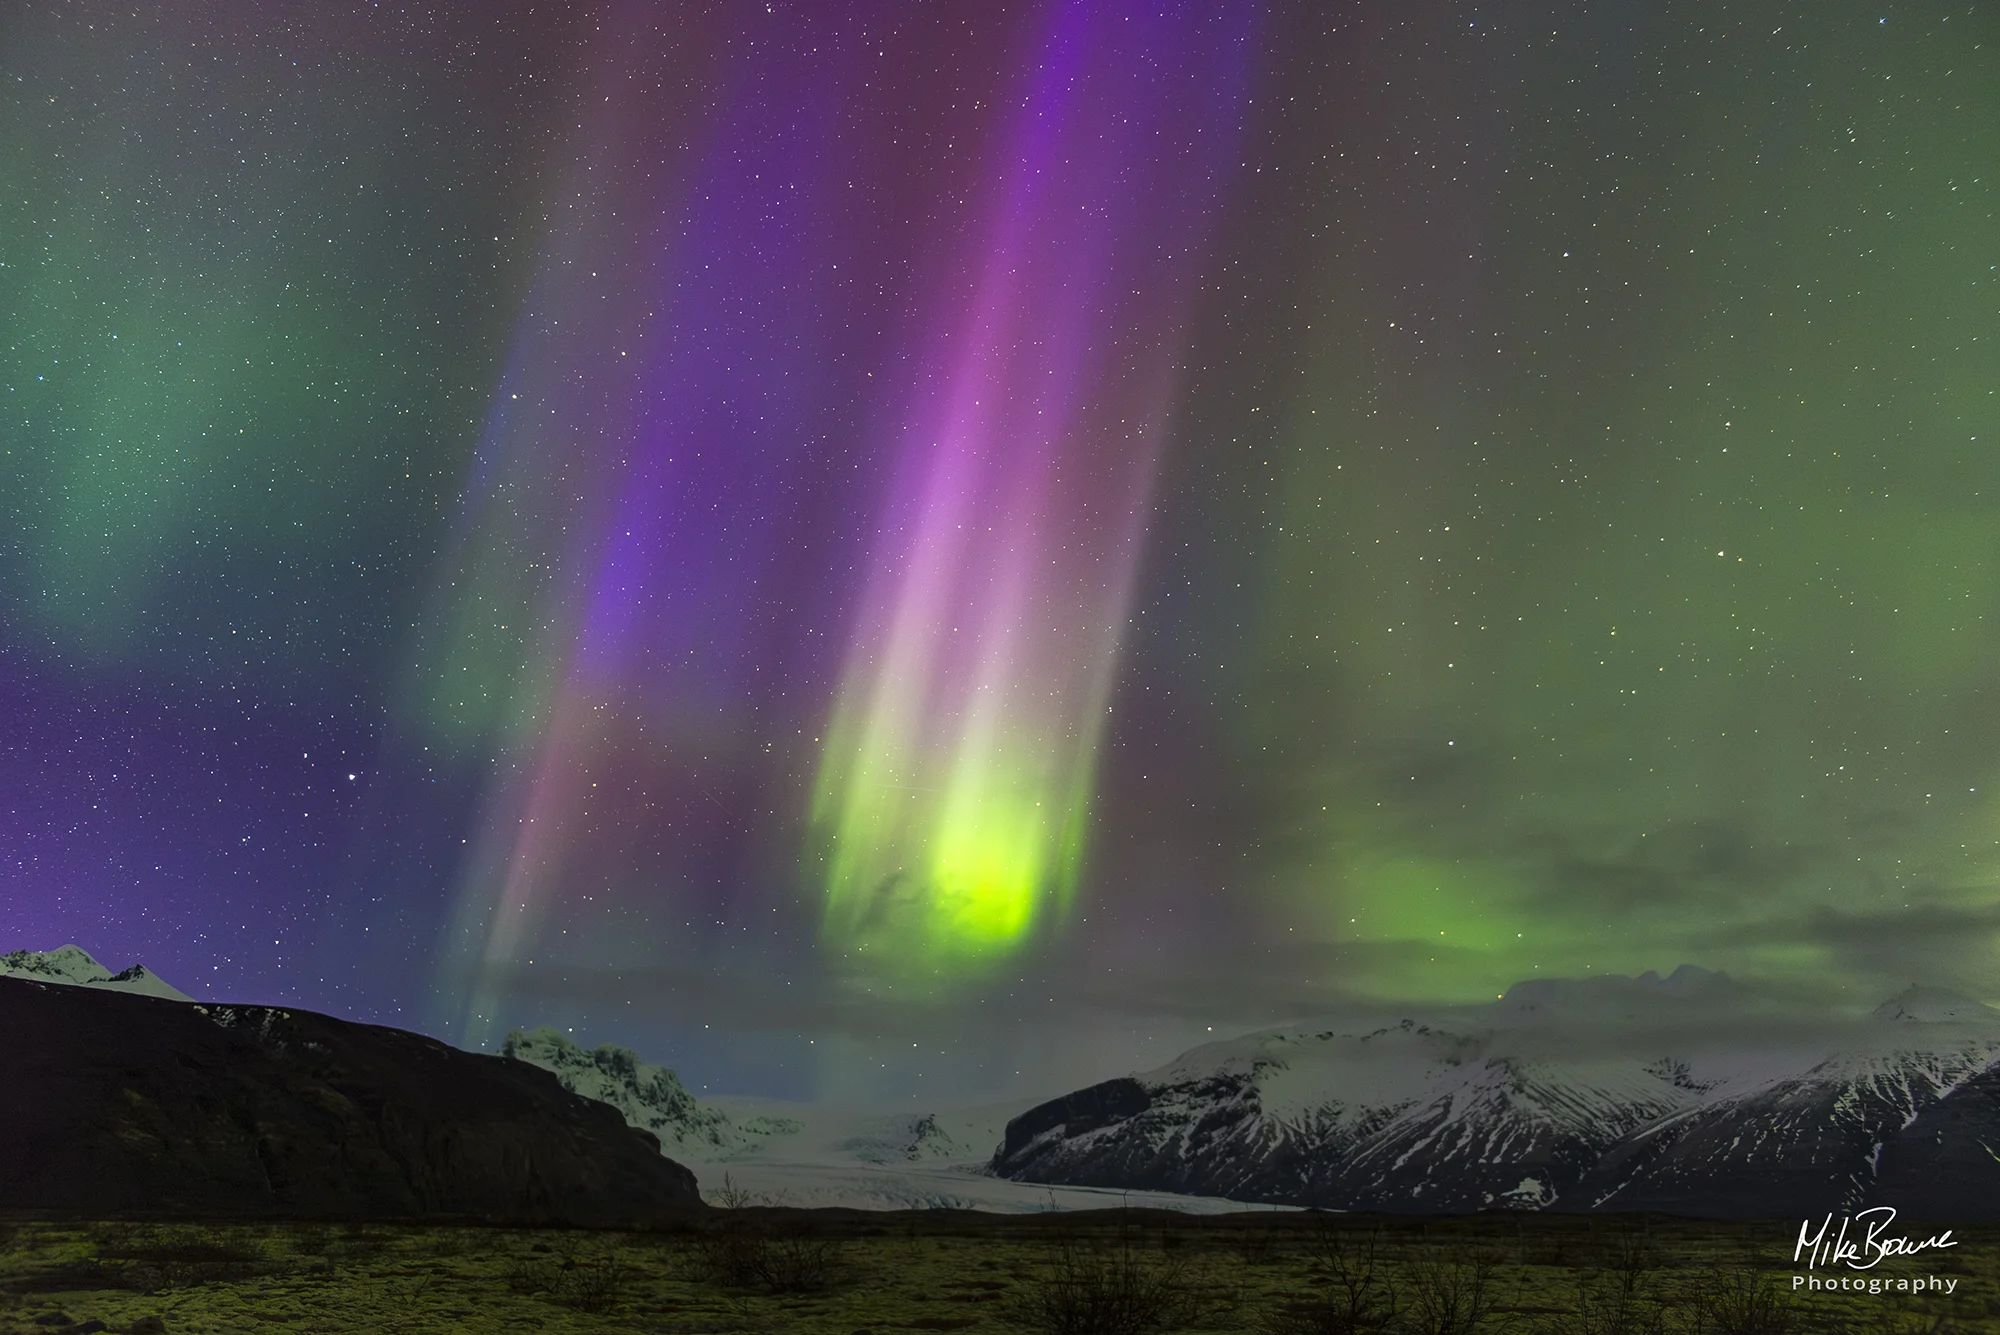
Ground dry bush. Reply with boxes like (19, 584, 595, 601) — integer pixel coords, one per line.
(87, 1223, 269, 1292)
(706, 1170, 758, 1208)
(1262, 1223, 1401, 1335)
(1587, 1227, 1663, 1277)
(756, 1226, 842, 1292)
(1231, 1223, 1283, 1267)
(505, 1248, 629, 1312)
(1681, 1272, 1799, 1335)
(1536, 1226, 1674, 1335)
(554, 1255, 627, 1312)
(505, 1253, 552, 1293)
(1528, 1232, 1579, 1270)
(1536, 1269, 1671, 1335)
(1858, 1315, 1958, 1335)
(1402, 1252, 1503, 1335)
(686, 1220, 844, 1294)
(1003, 1228, 1213, 1335)
(688, 1224, 772, 1288)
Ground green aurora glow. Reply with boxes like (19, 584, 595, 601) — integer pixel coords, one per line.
(3, 1, 1997, 1080)
(1154, 0, 2000, 1004)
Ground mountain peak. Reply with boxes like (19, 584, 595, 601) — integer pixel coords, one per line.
(500, 1024, 777, 1156)
(1, 946, 190, 1002)
(1872, 985, 1999, 1024)
(2, 944, 107, 978)
(1495, 965, 1733, 1019)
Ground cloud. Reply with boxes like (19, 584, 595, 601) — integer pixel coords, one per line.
(1050, 941, 1414, 1023)
(1792, 898, 2000, 991)
(1843, 806, 1919, 850)
(1515, 819, 1832, 916)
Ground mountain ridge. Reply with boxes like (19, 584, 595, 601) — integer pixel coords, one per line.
(500, 1024, 802, 1158)
(1, 945, 191, 1002)
(990, 969, 2000, 1217)
(0, 975, 704, 1221)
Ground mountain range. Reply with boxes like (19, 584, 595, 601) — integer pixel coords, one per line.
(2, 944, 192, 1001)
(989, 967, 2000, 1217)
(13, 946, 1998, 1218)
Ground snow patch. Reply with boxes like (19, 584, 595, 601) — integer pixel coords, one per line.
(500, 1026, 793, 1157)
(1, 946, 191, 1002)
(1873, 986, 2000, 1025)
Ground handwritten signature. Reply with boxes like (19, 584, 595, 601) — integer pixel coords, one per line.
(1795, 1207, 1956, 1271)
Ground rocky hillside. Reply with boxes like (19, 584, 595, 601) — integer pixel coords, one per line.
(501, 1025, 800, 1157)
(0, 976, 704, 1222)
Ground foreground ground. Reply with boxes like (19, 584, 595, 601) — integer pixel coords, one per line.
(0, 1209, 1990, 1334)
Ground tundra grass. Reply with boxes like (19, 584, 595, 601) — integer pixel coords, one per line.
(0, 1210, 1992, 1334)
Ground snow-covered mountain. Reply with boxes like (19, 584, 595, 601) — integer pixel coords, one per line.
(1, 945, 190, 1001)
(499, 1025, 1268, 1212)
(991, 970, 2000, 1217)
(689, 1096, 1260, 1212)
(1872, 985, 2000, 1024)
(500, 1026, 801, 1157)
(1572, 1027, 2000, 1215)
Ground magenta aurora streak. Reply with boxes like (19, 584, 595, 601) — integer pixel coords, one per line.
(810, 0, 1256, 984)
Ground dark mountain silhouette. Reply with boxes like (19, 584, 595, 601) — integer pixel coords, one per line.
(0, 976, 703, 1222)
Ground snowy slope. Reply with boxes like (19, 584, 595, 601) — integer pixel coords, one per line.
(500, 1025, 1268, 1213)
(1, 945, 190, 1002)
(499, 1026, 801, 1157)
(686, 1096, 1271, 1213)
(1873, 985, 2000, 1025)
(994, 1018, 1704, 1210)
(991, 971, 2000, 1216)
(1572, 1023, 2000, 1215)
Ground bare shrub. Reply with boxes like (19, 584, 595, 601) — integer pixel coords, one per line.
(1863, 1315, 1957, 1335)
(89, 1224, 268, 1292)
(691, 1224, 772, 1288)
(1402, 1251, 1502, 1335)
(1231, 1223, 1283, 1267)
(554, 1255, 626, 1312)
(1536, 1269, 1670, 1335)
(687, 1220, 843, 1294)
(756, 1226, 841, 1293)
(505, 1253, 555, 1294)
(506, 1247, 628, 1312)
(1261, 1223, 1400, 1335)
(1682, 1272, 1799, 1335)
(706, 1170, 757, 1208)
(1003, 1228, 1211, 1335)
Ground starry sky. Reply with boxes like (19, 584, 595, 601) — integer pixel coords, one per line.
(4, 0, 1996, 1105)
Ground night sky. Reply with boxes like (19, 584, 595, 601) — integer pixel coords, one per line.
(4, 0, 1995, 1104)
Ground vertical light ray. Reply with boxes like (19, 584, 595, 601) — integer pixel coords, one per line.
(424, 7, 868, 1047)
(812, 0, 1255, 982)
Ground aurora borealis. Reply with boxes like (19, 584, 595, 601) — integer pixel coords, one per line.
(4, 0, 1997, 1102)
(811, 0, 1252, 979)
